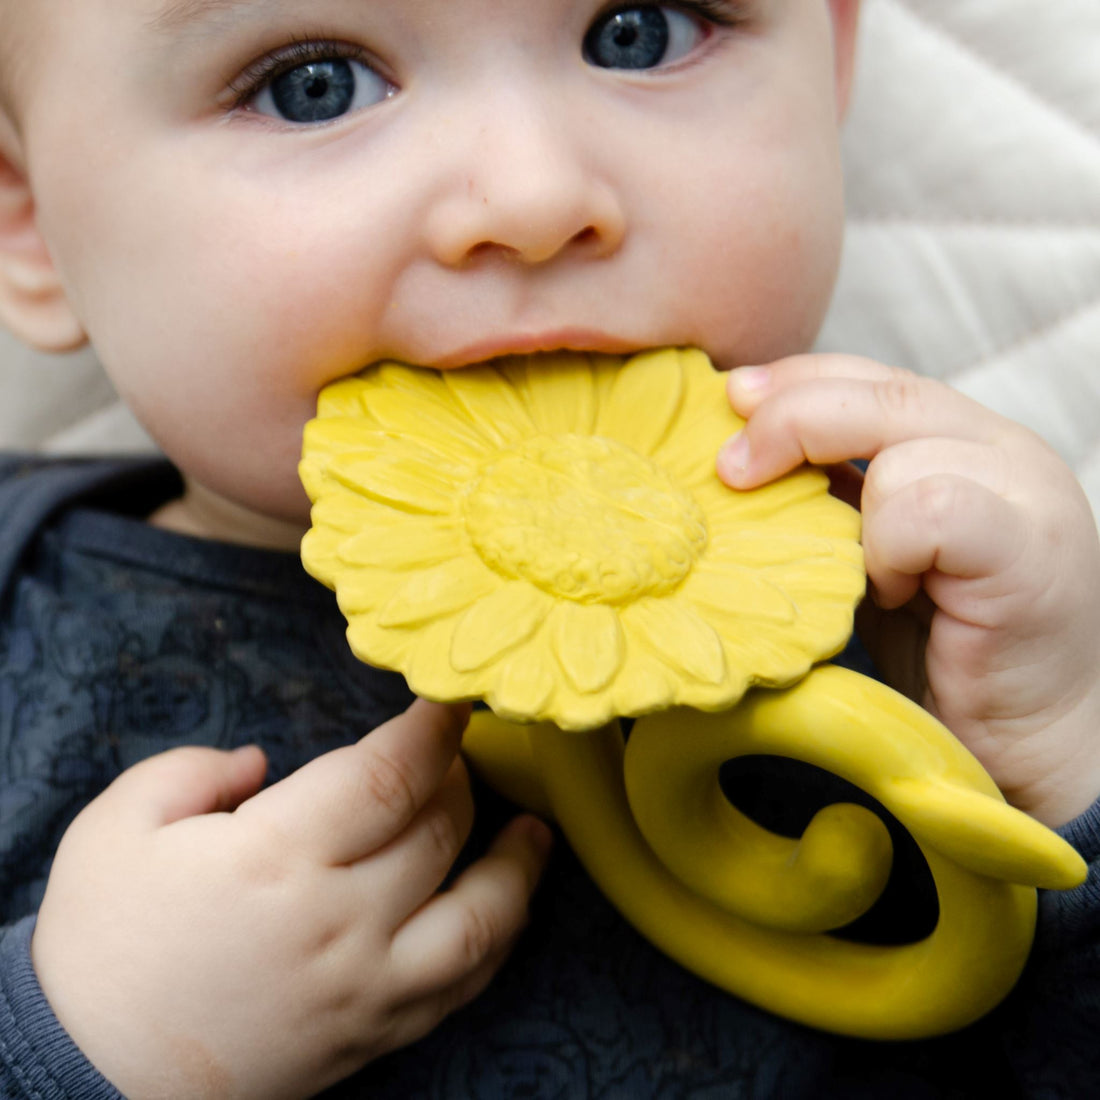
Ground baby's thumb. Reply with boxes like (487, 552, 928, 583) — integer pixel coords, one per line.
(101, 744, 268, 828)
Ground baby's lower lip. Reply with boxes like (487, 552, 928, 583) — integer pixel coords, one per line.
(429, 331, 639, 370)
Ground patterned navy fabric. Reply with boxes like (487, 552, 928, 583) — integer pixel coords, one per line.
(0, 455, 1097, 1099)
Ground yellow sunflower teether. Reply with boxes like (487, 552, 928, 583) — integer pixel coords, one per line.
(300, 347, 1087, 1040)
(301, 348, 863, 728)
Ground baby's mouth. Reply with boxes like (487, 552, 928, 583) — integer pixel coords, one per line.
(425, 329, 641, 371)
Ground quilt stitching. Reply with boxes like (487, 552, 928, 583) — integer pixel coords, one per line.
(848, 218, 1100, 233)
(890, 0, 1100, 146)
(950, 295, 1100, 381)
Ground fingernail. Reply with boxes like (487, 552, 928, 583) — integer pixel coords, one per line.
(718, 431, 751, 481)
(730, 365, 771, 393)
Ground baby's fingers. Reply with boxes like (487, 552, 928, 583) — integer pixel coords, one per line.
(720, 355, 1006, 487)
(384, 940, 514, 1056)
(241, 698, 471, 865)
(863, 473, 1028, 611)
(82, 744, 268, 832)
(390, 815, 552, 1000)
(364, 757, 476, 923)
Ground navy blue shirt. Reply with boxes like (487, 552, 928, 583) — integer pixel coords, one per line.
(1, 455, 1098, 1099)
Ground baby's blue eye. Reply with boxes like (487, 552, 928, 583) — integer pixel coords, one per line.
(584, 5, 706, 70)
(252, 57, 392, 123)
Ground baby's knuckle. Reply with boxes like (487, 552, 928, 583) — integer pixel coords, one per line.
(458, 904, 504, 967)
(361, 747, 420, 822)
(424, 806, 462, 863)
(309, 915, 354, 960)
(912, 474, 962, 528)
(873, 372, 926, 418)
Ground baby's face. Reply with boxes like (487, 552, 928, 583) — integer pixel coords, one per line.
(12, 0, 855, 539)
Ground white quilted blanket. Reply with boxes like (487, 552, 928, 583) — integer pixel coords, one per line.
(821, 0, 1100, 519)
(2, 0, 1099, 517)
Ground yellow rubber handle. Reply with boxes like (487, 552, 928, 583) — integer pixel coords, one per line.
(463, 665, 1087, 1039)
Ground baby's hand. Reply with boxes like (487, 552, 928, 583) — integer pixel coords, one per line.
(31, 700, 551, 1100)
(718, 354, 1100, 828)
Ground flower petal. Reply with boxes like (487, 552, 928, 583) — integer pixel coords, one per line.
(300, 526, 344, 588)
(450, 582, 552, 672)
(367, 368, 494, 452)
(488, 642, 558, 722)
(596, 348, 684, 455)
(550, 688, 621, 731)
(680, 561, 797, 624)
(316, 377, 371, 419)
(778, 602, 857, 663)
(589, 353, 626, 407)
(621, 597, 727, 685)
(310, 489, 420, 534)
(518, 353, 597, 435)
(652, 395, 742, 491)
(405, 617, 475, 701)
(766, 497, 862, 540)
(704, 529, 843, 567)
(328, 448, 460, 515)
(550, 601, 625, 694)
(335, 567, 393, 614)
(338, 518, 464, 570)
(700, 467, 835, 526)
(314, 418, 485, 468)
(444, 364, 537, 446)
(378, 557, 499, 627)
(333, 431, 476, 476)
(611, 650, 675, 717)
(303, 417, 377, 462)
(345, 616, 418, 671)
(372, 362, 480, 413)
(762, 559, 867, 603)
(719, 629, 814, 686)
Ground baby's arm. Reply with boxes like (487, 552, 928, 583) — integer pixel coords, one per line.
(719, 354, 1100, 828)
(28, 700, 551, 1100)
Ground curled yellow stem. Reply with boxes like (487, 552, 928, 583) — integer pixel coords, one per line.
(463, 666, 1086, 1039)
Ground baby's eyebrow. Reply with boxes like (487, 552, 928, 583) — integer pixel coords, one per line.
(148, 0, 264, 34)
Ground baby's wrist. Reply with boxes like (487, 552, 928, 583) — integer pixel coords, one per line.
(996, 687, 1100, 830)
(1019, 783, 1100, 832)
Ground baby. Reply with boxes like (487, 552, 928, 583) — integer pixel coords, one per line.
(1, 1, 1098, 1097)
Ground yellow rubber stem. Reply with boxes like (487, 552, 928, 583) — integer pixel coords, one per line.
(465, 666, 1087, 1039)
(529, 720, 1034, 1039)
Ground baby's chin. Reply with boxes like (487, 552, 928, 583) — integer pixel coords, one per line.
(149, 476, 311, 552)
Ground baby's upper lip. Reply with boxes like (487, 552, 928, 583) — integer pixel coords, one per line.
(427, 328, 640, 370)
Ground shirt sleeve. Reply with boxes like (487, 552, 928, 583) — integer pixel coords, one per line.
(995, 796, 1100, 1092)
(0, 916, 123, 1100)
(1044, 796, 1100, 946)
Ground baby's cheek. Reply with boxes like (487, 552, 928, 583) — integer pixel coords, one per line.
(671, 174, 843, 364)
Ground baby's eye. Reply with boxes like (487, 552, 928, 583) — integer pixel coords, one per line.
(250, 56, 393, 124)
(584, 5, 708, 70)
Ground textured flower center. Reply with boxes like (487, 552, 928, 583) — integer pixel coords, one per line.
(463, 434, 708, 604)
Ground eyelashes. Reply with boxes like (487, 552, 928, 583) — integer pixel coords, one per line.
(226, 38, 385, 110)
(224, 1, 753, 122)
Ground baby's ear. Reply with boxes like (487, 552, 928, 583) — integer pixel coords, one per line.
(827, 0, 861, 120)
(0, 140, 86, 352)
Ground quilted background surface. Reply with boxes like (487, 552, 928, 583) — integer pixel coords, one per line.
(820, 0, 1100, 518)
(2, 0, 1099, 515)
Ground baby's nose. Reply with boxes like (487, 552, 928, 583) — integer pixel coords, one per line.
(422, 104, 626, 267)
